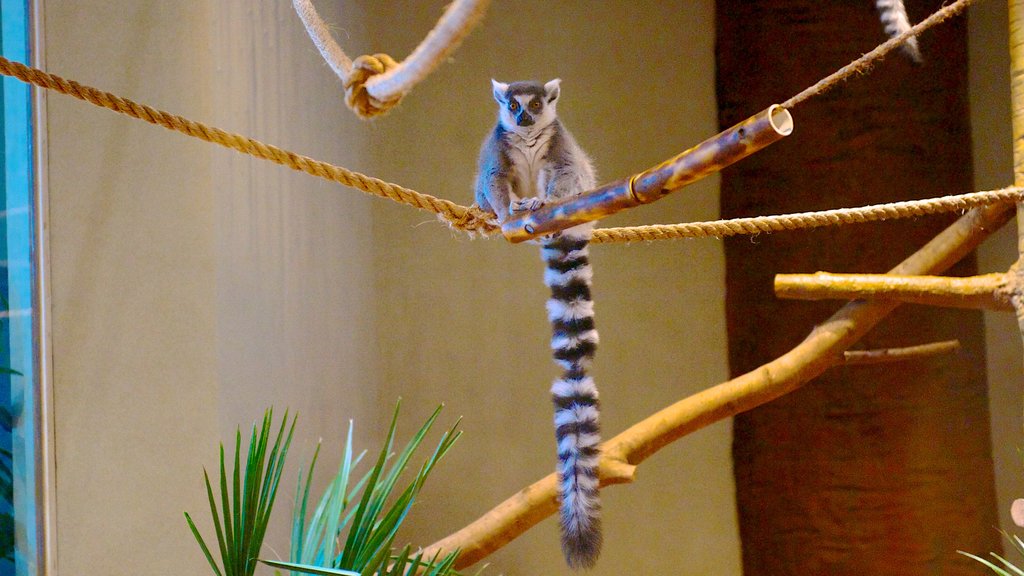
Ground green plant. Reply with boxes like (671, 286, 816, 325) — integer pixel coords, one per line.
(0, 293, 22, 565)
(185, 408, 296, 576)
(959, 531, 1024, 576)
(1, 409, 12, 563)
(260, 402, 465, 576)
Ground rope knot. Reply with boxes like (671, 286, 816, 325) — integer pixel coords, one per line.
(439, 205, 500, 237)
(344, 53, 401, 119)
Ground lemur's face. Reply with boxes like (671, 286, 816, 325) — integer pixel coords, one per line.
(492, 79, 561, 134)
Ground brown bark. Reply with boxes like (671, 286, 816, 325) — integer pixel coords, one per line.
(718, 1, 1001, 574)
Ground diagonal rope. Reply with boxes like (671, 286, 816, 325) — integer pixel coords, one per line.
(0, 0, 1001, 245)
(0, 54, 497, 235)
(590, 187, 1024, 243)
(782, 0, 977, 108)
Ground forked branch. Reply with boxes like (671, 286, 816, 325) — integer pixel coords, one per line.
(423, 203, 1016, 568)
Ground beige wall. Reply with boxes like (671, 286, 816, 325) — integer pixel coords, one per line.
(43, 1, 381, 574)
(39, 1, 1021, 575)
(45, 3, 220, 574)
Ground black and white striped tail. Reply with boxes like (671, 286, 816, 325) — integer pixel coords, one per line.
(542, 225, 602, 570)
(876, 0, 922, 62)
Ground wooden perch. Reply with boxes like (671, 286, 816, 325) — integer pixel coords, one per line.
(842, 340, 961, 365)
(500, 105, 794, 243)
(423, 202, 1016, 568)
(774, 271, 1015, 311)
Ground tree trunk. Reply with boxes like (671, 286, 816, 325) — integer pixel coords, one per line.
(717, 1, 1002, 574)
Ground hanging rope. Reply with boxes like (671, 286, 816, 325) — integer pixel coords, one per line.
(0, 0, 1001, 244)
(293, 0, 490, 118)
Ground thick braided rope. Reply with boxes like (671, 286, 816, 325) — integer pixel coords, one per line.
(293, 0, 490, 118)
(783, 0, 977, 108)
(590, 188, 1024, 243)
(0, 55, 497, 235)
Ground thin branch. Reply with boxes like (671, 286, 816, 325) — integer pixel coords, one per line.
(774, 271, 1014, 311)
(843, 340, 961, 365)
(423, 203, 1016, 568)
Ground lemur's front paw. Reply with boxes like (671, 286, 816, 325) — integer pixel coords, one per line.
(510, 197, 545, 213)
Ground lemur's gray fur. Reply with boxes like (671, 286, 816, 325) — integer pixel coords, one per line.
(877, 0, 922, 62)
(475, 79, 602, 570)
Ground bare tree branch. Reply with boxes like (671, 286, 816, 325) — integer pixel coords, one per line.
(774, 271, 1014, 311)
(842, 340, 961, 365)
(424, 203, 1016, 569)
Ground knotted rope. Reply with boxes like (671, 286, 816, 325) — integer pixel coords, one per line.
(293, 0, 490, 119)
(343, 53, 401, 118)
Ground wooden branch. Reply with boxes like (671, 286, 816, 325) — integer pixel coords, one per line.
(774, 271, 1014, 311)
(842, 340, 961, 365)
(500, 106, 793, 243)
(423, 202, 1016, 569)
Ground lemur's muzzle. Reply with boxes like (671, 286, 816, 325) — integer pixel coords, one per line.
(516, 113, 535, 127)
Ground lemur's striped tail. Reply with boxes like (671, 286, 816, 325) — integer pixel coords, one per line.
(541, 225, 602, 570)
(876, 0, 922, 62)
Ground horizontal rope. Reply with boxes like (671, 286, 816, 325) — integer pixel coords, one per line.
(590, 187, 1024, 243)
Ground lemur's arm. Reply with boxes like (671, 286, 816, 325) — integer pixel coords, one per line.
(475, 134, 514, 221)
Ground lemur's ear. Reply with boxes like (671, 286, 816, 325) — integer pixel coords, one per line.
(544, 78, 561, 104)
(491, 79, 509, 103)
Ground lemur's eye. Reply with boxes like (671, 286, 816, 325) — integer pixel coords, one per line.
(509, 101, 519, 112)
(529, 100, 541, 111)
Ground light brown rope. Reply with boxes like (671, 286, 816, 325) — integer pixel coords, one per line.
(0, 55, 498, 235)
(3, 0, 1002, 244)
(293, 0, 490, 118)
(590, 188, 1024, 243)
(782, 0, 978, 109)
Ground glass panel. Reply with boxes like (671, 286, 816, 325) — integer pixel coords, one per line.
(0, 0, 37, 574)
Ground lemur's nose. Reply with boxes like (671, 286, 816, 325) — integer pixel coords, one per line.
(516, 113, 534, 127)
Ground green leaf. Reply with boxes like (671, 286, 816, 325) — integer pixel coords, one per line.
(1011, 534, 1024, 557)
(285, 401, 465, 576)
(204, 467, 229, 573)
(186, 409, 297, 576)
(991, 552, 1024, 576)
(260, 559, 360, 576)
(185, 511, 224, 576)
(339, 404, 401, 569)
(223, 437, 236, 571)
(959, 551, 1016, 576)
(291, 441, 322, 564)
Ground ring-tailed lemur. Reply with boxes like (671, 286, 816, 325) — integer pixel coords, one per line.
(475, 79, 602, 570)
(877, 0, 921, 62)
